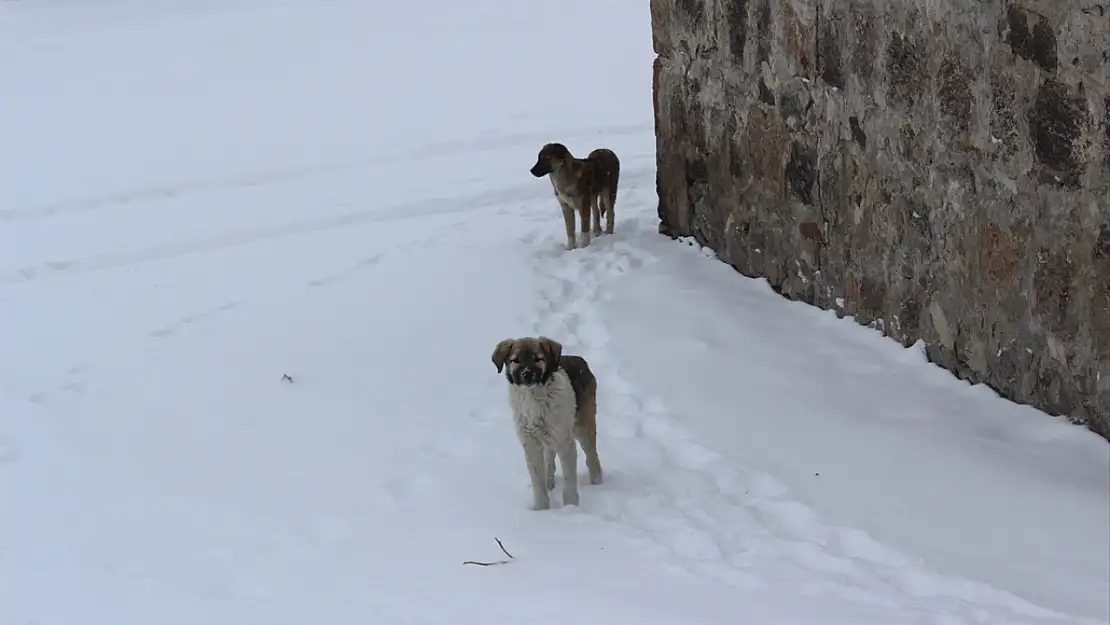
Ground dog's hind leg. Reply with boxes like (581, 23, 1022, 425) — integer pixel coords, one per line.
(590, 194, 603, 238)
(605, 154, 620, 234)
(603, 186, 617, 235)
(576, 426, 603, 486)
(575, 391, 603, 485)
(559, 200, 577, 250)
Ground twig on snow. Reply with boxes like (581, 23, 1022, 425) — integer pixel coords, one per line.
(494, 537, 514, 559)
(463, 537, 516, 566)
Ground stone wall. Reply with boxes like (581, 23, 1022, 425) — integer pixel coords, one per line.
(651, 0, 1110, 440)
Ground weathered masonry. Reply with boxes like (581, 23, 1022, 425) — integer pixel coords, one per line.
(651, 0, 1110, 440)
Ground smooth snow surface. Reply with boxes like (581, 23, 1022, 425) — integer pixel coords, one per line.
(2, 1, 1108, 624)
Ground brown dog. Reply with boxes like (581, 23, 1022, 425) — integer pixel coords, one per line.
(492, 336, 603, 510)
(530, 143, 620, 250)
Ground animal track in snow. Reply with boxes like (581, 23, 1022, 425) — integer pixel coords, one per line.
(0, 186, 535, 287)
(306, 253, 385, 288)
(2, 123, 653, 225)
(0, 435, 21, 464)
(26, 364, 89, 406)
(148, 301, 244, 339)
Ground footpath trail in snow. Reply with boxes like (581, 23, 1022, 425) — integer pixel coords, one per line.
(2, 1, 1108, 625)
(495, 192, 1110, 625)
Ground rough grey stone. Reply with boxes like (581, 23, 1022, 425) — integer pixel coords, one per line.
(651, 0, 1110, 441)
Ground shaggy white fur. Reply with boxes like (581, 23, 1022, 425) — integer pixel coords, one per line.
(507, 369, 579, 510)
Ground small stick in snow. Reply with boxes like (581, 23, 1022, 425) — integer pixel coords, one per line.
(280, 373, 295, 383)
(494, 537, 514, 559)
(463, 537, 515, 566)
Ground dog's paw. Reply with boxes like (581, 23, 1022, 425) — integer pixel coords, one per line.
(546, 477, 556, 491)
(530, 499, 551, 511)
(589, 472, 603, 485)
(562, 490, 580, 507)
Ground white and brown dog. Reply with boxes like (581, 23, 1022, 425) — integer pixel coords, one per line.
(530, 142, 620, 250)
(491, 336, 603, 510)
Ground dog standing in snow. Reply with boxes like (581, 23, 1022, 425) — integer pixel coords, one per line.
(529, 142, 620, 250)
(491, 336, 603, 510)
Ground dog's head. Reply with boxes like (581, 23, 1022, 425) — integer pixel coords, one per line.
(491, 336, 563, 387)
(530, 143, 572, 178)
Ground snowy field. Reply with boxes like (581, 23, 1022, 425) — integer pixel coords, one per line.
(2, 1, 1108, 624)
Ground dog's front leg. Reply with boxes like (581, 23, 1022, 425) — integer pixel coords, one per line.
(544, 447, 557, 491)
(559, 200, 577, 250)
(577, 201, 592, 248)
(557, 440, 579, 507)
(522, 441, 550, 510)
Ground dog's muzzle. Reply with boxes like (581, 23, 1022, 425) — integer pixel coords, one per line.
(530, 163, 549, 177)
(515, 367, 542, 386)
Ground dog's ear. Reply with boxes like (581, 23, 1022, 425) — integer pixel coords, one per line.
(546, 143, 570, 160)
(491, 339, 515, 373)
(537, 336, 563, 366)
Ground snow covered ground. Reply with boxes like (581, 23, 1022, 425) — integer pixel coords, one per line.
(2, 1, 1108, 624)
